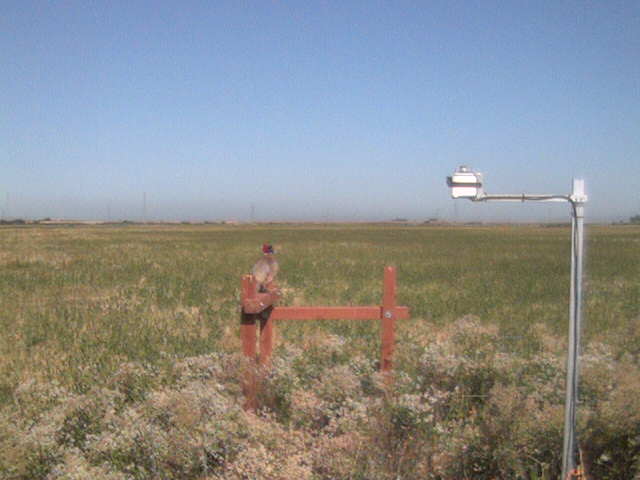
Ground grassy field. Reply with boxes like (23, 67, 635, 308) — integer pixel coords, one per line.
(1, 223, 639, 479)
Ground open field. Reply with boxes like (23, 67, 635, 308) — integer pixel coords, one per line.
(1, 224, 639, 479)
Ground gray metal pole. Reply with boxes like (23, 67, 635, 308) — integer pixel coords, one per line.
(561, 179, 585, 479)
(446, 168, 588, 479)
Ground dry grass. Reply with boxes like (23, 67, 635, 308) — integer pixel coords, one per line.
(0, 223, 639, 479)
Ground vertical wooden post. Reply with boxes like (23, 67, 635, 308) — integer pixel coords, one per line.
(259, 308, 274, 366)
(241, 275, 258, 411)
(381, 266, 396, 376)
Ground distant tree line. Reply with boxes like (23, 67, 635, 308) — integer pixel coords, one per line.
(0, 219, 26, 225)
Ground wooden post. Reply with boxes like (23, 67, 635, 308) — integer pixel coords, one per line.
(241, 275, 258, 411)
(381, 266, 396, 376)
(259, 308, 274, 366)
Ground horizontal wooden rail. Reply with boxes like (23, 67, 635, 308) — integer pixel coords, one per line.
(270, 305, 410, 320)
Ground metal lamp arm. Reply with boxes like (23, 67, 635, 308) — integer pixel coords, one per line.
(473, 193, 572, 203)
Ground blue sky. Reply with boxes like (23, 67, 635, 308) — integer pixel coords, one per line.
(2, 1, 639, 222)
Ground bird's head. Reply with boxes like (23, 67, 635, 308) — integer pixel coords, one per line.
(262, 243, 275, 254)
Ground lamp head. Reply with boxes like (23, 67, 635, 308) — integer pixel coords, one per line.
(446, 166, 484, 200)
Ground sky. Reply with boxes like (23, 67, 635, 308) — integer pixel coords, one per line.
(1, 0, 639, 222)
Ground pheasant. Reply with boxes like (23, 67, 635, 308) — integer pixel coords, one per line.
(251, 244, 279, 293)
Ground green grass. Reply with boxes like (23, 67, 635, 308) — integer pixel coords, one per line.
(1, 223, 639, 479)
(0, 223, 638, 402)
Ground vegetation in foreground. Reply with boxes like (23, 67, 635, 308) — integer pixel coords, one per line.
(0, 224, 639, 479)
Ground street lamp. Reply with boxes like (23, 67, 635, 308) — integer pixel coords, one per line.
(446, 166, 587, 479)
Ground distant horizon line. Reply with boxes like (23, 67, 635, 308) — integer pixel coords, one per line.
(0, 217, 633, 227)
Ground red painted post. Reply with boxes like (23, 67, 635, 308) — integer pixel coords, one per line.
(241, 275, 258, 411)
(259, 308, 274, 366)
(381, 266, 396, 376)
(241, 275, 257, 359)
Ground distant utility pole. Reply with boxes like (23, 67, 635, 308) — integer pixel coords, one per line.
(250, 203, 255, 222)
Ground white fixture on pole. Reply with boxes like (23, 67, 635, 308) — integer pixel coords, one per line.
(446, 167, 587, 479)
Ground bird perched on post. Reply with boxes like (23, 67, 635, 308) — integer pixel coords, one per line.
(251, 244, 279, 293)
